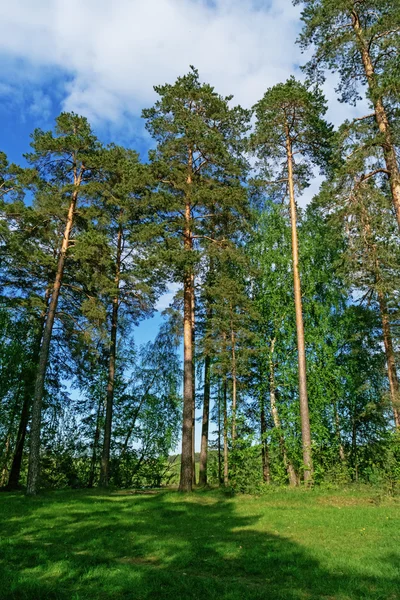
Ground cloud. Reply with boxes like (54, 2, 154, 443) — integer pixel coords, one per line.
(28, 90, 53, 121)
(0, 0, 368, 204)
(0, 0, 303, 121)
(156, 283, 181, 311)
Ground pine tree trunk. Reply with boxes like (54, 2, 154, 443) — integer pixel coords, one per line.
(100, 223, 122, 488)
(191, 275, 196, 486)
(286, 127, 313, 484)
(6, 389, 30, 489)
(351, 9, 400, 230)
(88, 398, 103, 488)
(378, 291, 400, 429)
(223, 377, 229, 487)
(8, 290, 50, 490)
(351, 412, 358, 481)
(199, 353, 211, 486)
(218, 383, 222, 484)
(269, 343, 298, 486)
(230, 318, 237, 444)
(260, 394, 270, 484)
(1, 430, 13, 487)
(179, 148, 194, 492)
(27, 183, 80, 496)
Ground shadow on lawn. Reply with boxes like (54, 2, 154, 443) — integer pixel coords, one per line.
(0, 490, 399, 600)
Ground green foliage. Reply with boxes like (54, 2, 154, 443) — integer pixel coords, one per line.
(143, 66, 251, 278)
(295, 0, 400, 105)
(1, 57, 399, 497)
(251, 77, 334, 196)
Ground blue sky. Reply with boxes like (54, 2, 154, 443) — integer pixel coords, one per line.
(0, 0, 366, 449)
(0, 0, 311, 340)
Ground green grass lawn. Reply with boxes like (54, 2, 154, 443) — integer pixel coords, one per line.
(0, 487, 399, 599)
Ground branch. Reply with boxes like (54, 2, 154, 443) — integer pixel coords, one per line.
(359, 168, 390, 183)
(192, 235, 225, 245)
(354, 113, 376, 121)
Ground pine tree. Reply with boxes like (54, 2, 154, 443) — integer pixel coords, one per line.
(0, 153, 57, 489)
(295, 0, 400, 229)
(143, 67, 250, 491)
(316, 172, 400, 429)
(72, 145, 162, 486)
(25, 113, 101, 495)
(252, 77, 333, 483)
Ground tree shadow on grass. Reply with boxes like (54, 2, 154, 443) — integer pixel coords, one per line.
(0, 489, 399, 599)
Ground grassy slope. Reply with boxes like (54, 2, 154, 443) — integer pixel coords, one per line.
(0, 487, 399, 600)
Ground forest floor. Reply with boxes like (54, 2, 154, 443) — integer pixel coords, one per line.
(0, 486, 399, 599)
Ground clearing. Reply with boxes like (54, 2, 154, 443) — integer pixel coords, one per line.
(0, 487, 399, 599)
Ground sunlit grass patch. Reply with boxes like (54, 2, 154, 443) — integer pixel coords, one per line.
(0, 487, 399, 599)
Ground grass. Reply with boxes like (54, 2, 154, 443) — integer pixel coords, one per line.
(0, 486, 399, 599)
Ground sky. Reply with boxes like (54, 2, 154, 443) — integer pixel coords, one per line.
(0, 0, 367, 448)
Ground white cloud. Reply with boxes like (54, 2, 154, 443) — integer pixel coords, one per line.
(0, 0, 367, 204)
(156, 283, 181, 311)
(28, 90, 53, 121)
(0, 0, 303, 121)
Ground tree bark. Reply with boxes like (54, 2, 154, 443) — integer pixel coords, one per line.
(7, 290, 51, 490)
(100, 222, 122, 488)
(260, 393, 270, 484)
(351, 411, 358, 481)
(27, 174, 81, 496)
(1, 429, 13, 487)
(191, 274, 196, 486)
(218, 382, 222, 484)
(223, 376, 229, 487)
(88, 397, 103, 488)
(378, 291, 400, 429)
(230, 315, 237, 444)
(286, 126, 313, 484)
(6, 389, 29, 489)
(351, 9, 400, 230)
(269, 342, 298, 486)
(179, 148, 194, 492)
(198, 353, 211, 486)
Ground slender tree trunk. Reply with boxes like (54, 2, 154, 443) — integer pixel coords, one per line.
(27, 180, 81, 496)
(1, 430, 13, 487)
(223, 376, 229, 487)
(6, 390, 29, 489)
(269, 339, 298, 486)
(199, 353, 211, 486)
(351, 9, 400, 230)
(191, 274, 196, 486)
(351, 411, 358, 481)
(358, 197, 400, 430)
(179, 148, 194, 492)
(121, 375, 157, 457)
(230, 317, 237, 444)
(8, 290, 51, 490)
(285, 127, 313, 484)
(260, 393, 270, 484)
(218, 382, 222, 484)
(100, 223, 122, 488)
(378, 291, 400, 429)
(88, 398, 103, 488)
